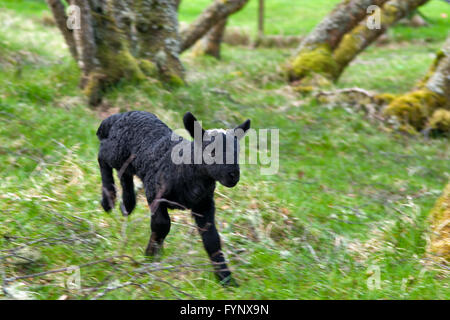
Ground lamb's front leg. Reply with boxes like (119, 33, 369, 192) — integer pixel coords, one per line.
(119, 173, 136, 216)
(193, 201, 238, 287)
(98, 158, 116, 212)
(145, 203, 171, 257)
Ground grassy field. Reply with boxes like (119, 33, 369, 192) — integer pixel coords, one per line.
(0, 0, 449, 299)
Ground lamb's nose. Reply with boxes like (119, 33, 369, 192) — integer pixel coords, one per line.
(229, 172, 238, 180)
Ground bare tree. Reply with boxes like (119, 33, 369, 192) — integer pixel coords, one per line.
(47, 0, 184, 106)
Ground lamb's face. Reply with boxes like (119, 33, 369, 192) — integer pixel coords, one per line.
(183, 112, 251, 188)
(203, 130, 241, 188)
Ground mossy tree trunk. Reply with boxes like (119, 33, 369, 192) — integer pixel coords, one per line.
(298, 0, 390, 52)
(427, 182, 450, 263)
(286, 0, 428, 83)
(191, 18, 228, 59)
(47, 0, 183, 106)
(180, 0, 249, 53)
(384, 35, 450, 133)
(287, 0, 389, 82)
(332, 0, 429, 79)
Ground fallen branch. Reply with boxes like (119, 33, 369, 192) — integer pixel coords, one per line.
(316, 87, 375, 100)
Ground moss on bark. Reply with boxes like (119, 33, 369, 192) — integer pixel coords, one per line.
(384, 89, 445, 130)
(418, 50, 444, 88)
(428, 109, 450, 133)
(48, 0, 183, 106)
(332, 25, 364, 77)
(287, 45, 339, 82)
(96, 46, 146, 82)
(384, 36, 449, 133)
(83, 71, 103, 106)
(374, 93, 397, 105)
(427, 182, 450, 263)
(138, 59, 158, 77)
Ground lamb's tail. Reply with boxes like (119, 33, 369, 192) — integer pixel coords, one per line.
(96, 113, 122, 140)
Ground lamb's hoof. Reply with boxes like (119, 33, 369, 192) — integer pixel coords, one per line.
(145, 243, 163, 260)
(219, 275, 239, 288)
(120, 202, 129, 216)
(101, 198, 113, 212)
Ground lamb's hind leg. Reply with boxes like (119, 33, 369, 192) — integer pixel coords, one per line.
(119, 173, 136, 216)
(99, 158, 116, 212)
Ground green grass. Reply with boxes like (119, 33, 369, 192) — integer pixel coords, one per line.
(0, 0, 449, 300)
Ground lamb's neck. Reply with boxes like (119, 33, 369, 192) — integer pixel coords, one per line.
(168, 161, 215, 202)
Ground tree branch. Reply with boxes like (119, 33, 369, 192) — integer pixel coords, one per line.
(180, 0, 249, 52)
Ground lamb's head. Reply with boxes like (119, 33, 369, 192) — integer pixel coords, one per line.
(183, 112, 251, 188)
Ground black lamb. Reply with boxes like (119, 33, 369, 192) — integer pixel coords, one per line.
(96, 111, 251, 286)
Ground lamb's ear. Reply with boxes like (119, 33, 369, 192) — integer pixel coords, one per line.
(234, 119, 251, 140)
(183, 112, 205, 139)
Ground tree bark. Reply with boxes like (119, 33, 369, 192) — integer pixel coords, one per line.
(71, 0, 98, 90)
(180, 0, 249, 53)
(192, 19, 227, 59)
(175, 0, 181, 10)
(45, 0, 78, 60)
(286, 0, 428, 83)
(48, 0, 184, 106)
(134, 0, 184, 80)
(384, 35, 450, 133)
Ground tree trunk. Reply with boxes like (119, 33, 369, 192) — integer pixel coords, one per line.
(47, 0, 184, 106)
(258, 0, 264, 38)
(180, 0, 249, 53)
(286, 0, 428, 83)
(175, 0, 181, 10)
(426, 181, 450, 263)
(191, 19, 227, 59)
(298, 0, 389, 52)
(287, 0, 389, 82)
(384, 35, 450, 133)
(333, 0, 429, 80)
(46, 0, 78, 60)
